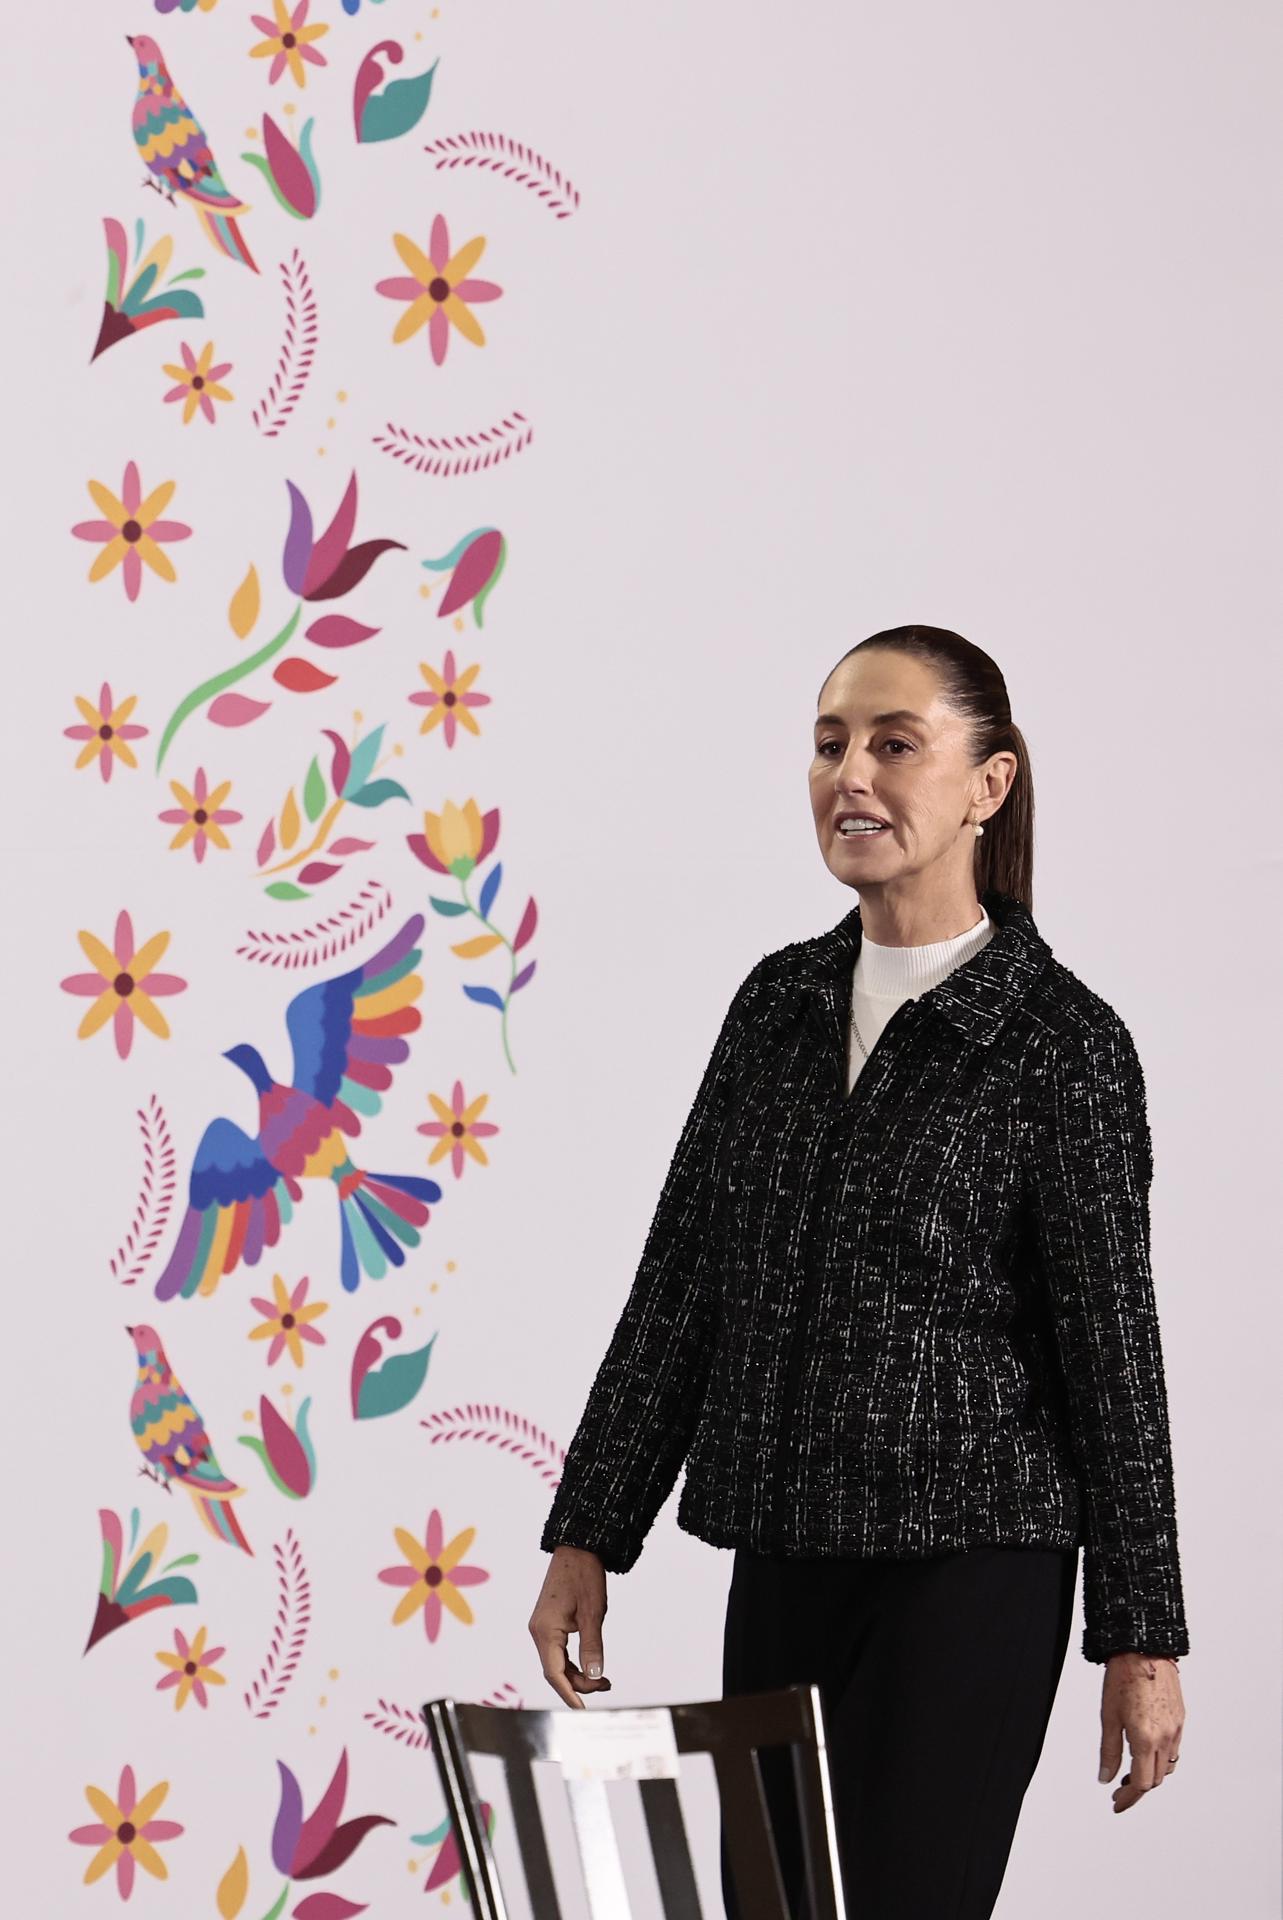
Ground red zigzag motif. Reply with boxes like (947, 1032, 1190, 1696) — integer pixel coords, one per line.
(372, 412, 534, 477)
(420, 1404, 564, 1487)
(252, 249, 317, 438)
(235, 880, 395, 970)
(111, 1093, 177, 1287)
(243, 1528, 311, 1720)
(422, 132, 581, 219)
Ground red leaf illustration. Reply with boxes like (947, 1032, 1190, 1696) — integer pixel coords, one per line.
(323, 728, 351, 795)
(274, 657, 339, 693)
(260, 1396, 312, 1497)
(292, 1895, 369, 1920)
(513, 896, 538, 952)
(438, 529, 504, 617)
(305, 614, 380, 649)
(263, 112, 317, 220)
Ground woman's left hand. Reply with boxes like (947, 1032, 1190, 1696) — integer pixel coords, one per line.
(1098, 1652, 1185, 1812)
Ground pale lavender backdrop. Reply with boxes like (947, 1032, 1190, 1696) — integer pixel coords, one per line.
(3, 2, 1279, 1916)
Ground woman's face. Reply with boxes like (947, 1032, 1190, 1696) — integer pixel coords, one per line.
(809, 651, 1012, 892)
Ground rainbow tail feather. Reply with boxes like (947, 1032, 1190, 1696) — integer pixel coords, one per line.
(194, 204, 259, 273)
(190, 1488, 253, 1555)
(336, 1170, 442, 1294)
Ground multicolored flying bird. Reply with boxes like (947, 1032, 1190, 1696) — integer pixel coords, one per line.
(127, 1323, 253, 1554)
(153, 913, 442, 1300)
(126, 32, 259, 273)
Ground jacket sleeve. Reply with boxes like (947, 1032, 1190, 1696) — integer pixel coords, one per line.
(1028, 1015, 1191, 1664)
(539, 959, 766, 1572)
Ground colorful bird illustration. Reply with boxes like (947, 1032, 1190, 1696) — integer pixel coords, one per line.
(153, 913, 442, 1301)
(127, 1323, 253, 1554)
(126, 33, 260, 274)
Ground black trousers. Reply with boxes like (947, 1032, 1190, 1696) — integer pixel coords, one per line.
(719, 1542, 1079, 1920)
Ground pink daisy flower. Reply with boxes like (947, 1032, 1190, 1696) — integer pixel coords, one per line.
(154, 1624, 227, 1710)
(65, 682, 148, 783)
(67, 1764, 184, 1899)
(375, 214, 504, 367)
(157, 766, 243, 863)
(249, 0, 330, 89)
(409, 649, 492, 747)
(377, 1508, 490, 1643)
(70, 460, 192, 603)
(60, 910, 187, 1060)
(417, 1079, 500, 1177)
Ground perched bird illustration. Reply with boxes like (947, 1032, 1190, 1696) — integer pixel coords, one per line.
(126, 33, 260, 273)
(127, 1323, 253, 1554)
(154, 913, 442, 1301)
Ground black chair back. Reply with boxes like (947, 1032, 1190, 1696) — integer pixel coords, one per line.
(421, 1683, 848, 1918)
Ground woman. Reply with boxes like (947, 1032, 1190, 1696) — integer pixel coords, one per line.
(529, 625, 1189, 1919)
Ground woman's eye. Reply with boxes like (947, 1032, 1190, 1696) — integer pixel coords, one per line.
(815, 739, 913, 757)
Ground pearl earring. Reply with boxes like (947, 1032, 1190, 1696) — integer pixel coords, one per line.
(972, 819, 984, 837)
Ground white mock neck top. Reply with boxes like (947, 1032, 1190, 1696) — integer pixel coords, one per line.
(847, 905, 993, 1092)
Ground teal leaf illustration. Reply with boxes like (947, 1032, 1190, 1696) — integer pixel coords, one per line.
(345, 724, 385, 794)
(346, 777, 410, 808)
(357, 1338, 436, 1419)
(358, 56, 439, 145)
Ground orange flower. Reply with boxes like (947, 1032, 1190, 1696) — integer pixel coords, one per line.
(68, 1766, 183, 1897)
(157, 766, 243, 862)
(248, 1273, 329, 1367)
(249, 0, 329, 89)
(409, 650, 490, 746)
(417, 1080, 500, 1177)
(65, 682, 148, 782)
(377, 1508, 490, 1642)
(70, 460, 191, 602)
(161, 339, 234, 424)
(406, 797, 498, 878)
(375, 214, 503, 366)
(60, 911, 186, 1059)
(154, 1625, 227, 1710)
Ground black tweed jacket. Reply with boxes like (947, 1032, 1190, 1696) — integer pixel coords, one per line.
(540, 888, 1190, 1664)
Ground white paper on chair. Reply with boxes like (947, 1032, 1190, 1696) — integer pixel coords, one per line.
(549, 1706, 681, 1780)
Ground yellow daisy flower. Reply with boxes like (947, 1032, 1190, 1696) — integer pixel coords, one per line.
(249, 1272, 329, 1367)
(67, 1766, 183, 1897)
(249, 0, 330, 90)
(161, 339, 234, 425)
(154, 1625, 227, 1710)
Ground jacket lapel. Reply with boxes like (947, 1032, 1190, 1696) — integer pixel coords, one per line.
(760, 888, 1054, 1076)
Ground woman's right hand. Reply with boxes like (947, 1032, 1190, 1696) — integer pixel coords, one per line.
(529, 1545, 613, 1709)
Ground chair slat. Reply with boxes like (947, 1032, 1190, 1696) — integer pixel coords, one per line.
(422, 1701, 510, 1919)
(506, 1754, 565, 1920)
(638, 1777, 702, 1920)
(565, 1777, 633, 1916)
(790, 1738, 847, 1920)
(710, 1748, 792, 1919)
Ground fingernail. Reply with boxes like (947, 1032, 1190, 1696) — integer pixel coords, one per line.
(1098, 1766, 1110, 1782)
(587, 1662, 602, 1678)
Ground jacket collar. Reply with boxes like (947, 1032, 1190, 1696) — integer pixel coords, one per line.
(783, 887, 1053, 1048)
